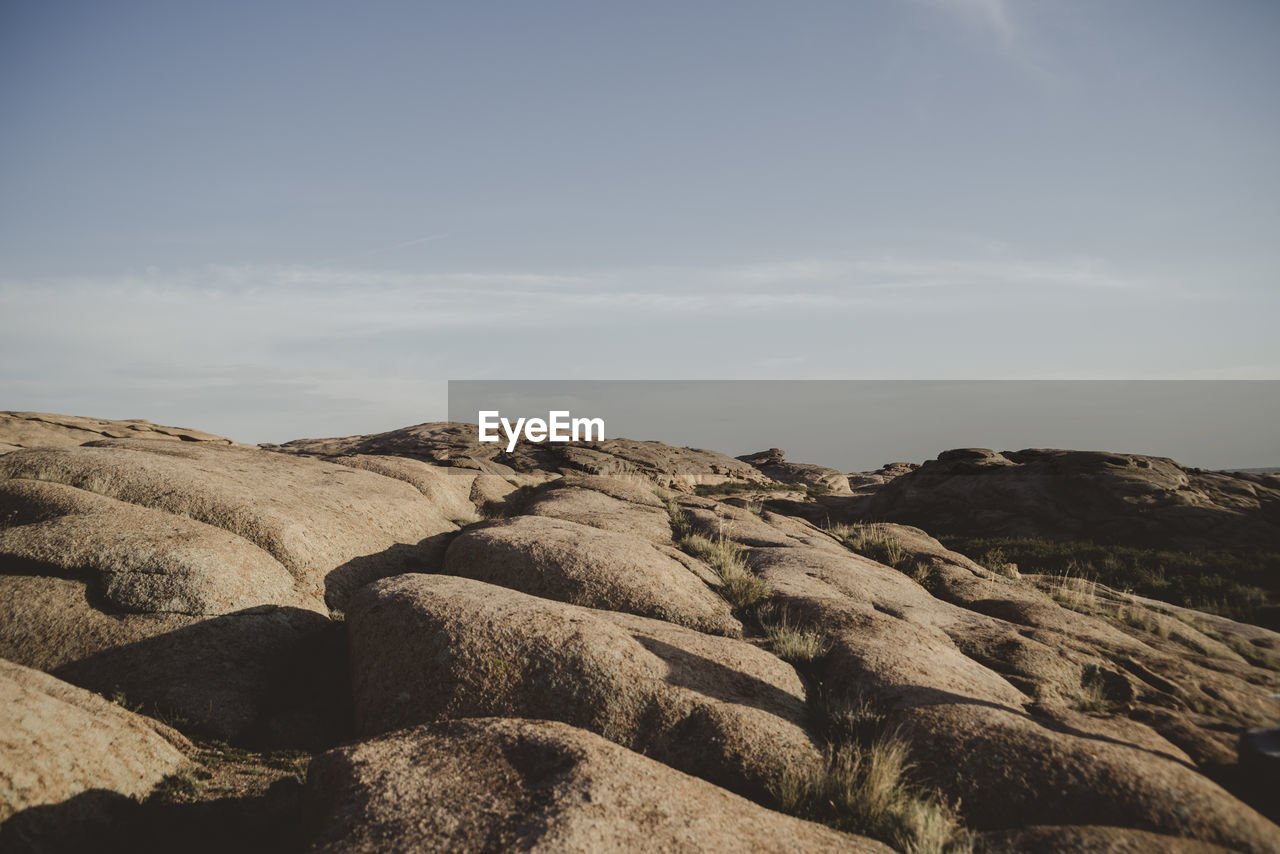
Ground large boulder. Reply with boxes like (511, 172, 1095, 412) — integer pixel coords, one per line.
(444, 516, 739, 636)
(0, 574, 343, 744)
(973, 825, 1236, 853)
(347, 574, 819, 802)
(304, 717, 888, 854)
(0, 658, 190, 823)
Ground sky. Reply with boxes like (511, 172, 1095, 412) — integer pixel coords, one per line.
(1, 0, 1278, 456)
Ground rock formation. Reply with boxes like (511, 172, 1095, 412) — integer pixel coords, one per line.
(1, 414, 1277, 853)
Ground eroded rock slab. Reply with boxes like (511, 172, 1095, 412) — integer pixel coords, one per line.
(347, 574, 818, 801)
(305, 717, 887, 854)
(0, 440, 458, 608)
(444, 516, 739, 636)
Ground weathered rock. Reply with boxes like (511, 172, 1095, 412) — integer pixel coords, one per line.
(0, 411, 239, 449)
(860, 447, 1280, 550)
(737, 448, 852, 494)
(522, 477, 675, 543)
(326, 454, 481, 523)
(304, 717, 887, 854)
(735, 522, 1280, 851)
(273, 421, 768, 489)
(0, 574, 344, 744)
(0, 479, 320, 615)
(444, 517, 739, 636)
(0, 439, 458, 608)
(347, 574, 819, 801)
(0, 658, 190, 823)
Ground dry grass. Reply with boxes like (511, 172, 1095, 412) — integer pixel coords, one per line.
(978, 546, 1018, 578)
(1116, 604, 1171, 638)
(679, 532, 772, 609)
(1048, 572, 1099, 613)
(1073, 678, 1111, 713)
(775, 735, 968, 854)
(761, 615, 830, 665)
(828, 522, 906, 568)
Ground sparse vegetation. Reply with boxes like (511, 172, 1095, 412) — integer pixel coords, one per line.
(940, 536, 1280, 627)
(1074, 678, 1112, 713)
(760, 612, 830, 664)
(148, 767, 209, 803)
(828, 522, 906, 568)
(1048, 572, 1099, 613)
(664, 496, 772, 609)
(1116, 605, 1170, 638)
(678, 531, 772, 608)
(693, 481, 798, 497)
(775, 694, 968, 854)
(978, 546, 1018, 578)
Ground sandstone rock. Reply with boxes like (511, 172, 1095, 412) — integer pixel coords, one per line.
(0, 439, 458, 609)
(0, 411, 238, 449)
(0, 658, 190, 822)
(444, 517, 739, 636)
(304, 717, 887, 854)
(347, 574, 819, 801)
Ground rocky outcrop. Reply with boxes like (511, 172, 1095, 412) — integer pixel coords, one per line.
(0, 411, 239, 449)
(846, 461, 919, 492)
(347, 574, 819, 802)
(0, 438, 465, 740)
(0, 439, 460, 608)
(737, 518, 1280, 851)
(0, 658, 190, 822)
(737, 448, 852, 494)
(305, 718, 887, 854)
(858, 447, 1280, 550)
(2, 413, 1278, 852)
(272, 421, 767, 488)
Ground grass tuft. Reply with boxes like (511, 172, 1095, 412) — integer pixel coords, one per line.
(679, 532, 772, 608)
(762, 615, 830, 665)
(828, 523, 906, 568)
(775, 735, 967, 854)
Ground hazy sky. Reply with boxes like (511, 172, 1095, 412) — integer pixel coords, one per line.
(2, 1, 1277, 448)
